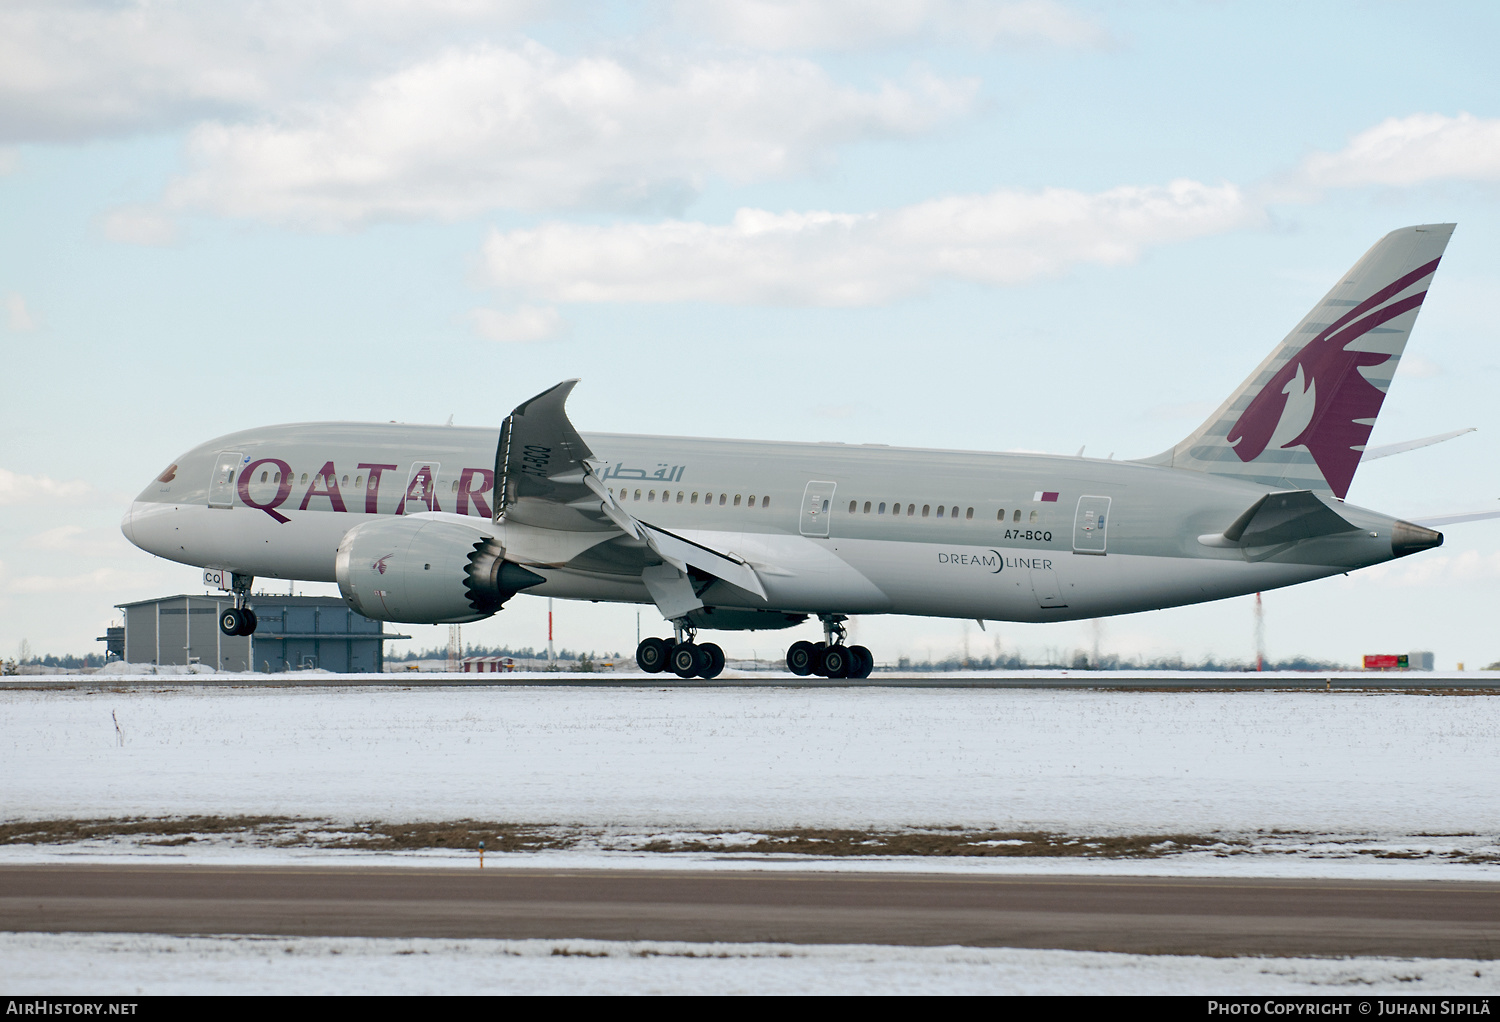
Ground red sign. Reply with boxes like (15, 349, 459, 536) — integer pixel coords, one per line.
(1363, 654, 1408, 670)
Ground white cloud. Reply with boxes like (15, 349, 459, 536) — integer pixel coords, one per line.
(1394, 353, 1442, 380)
(674, 0, 1110, 51)
(1357, 550, 1500, 589)
(0, 0, 557, 143)
(8, 566, 145, 595)
(470, 305, 566, 343)
(164, 42, 974, 226)
(4, 293, 38, 331)
(0, 468, 89, 505)
(481, 179, 1259, 306)
(99, 205, 181, 247)
(1297, 112, 1500, 190)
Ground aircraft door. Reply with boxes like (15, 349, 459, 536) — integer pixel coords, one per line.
(399, 462, 442, 515)
(1073, 495, 1111, 555)
(799, 481, 837, 537)
(207, 451, 243, 508)
(1030, 567, 1068, 608)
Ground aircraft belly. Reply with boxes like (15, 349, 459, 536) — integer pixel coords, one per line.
(832, 538, 1333, 623)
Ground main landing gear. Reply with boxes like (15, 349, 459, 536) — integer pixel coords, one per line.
(786, 615, 872, 679)
(217, 572, 258, 637)
(636, 621, 725, 680)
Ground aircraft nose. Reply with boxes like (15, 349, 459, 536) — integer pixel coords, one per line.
(121, 504, 137, 546)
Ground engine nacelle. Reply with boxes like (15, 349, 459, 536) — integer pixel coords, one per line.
(335, 516, 543, 624)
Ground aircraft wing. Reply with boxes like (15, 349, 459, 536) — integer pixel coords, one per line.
(497, 380, 768, 604)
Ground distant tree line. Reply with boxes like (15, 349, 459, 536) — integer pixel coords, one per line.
(389, 644, 624, 663)
(896, 653, 1352, 672)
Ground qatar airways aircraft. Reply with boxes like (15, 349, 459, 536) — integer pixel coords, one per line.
(124, 224, 1481, 678)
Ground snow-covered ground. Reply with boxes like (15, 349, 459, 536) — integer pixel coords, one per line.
(4, 685, 1499, 865)
(3, 932, 1496, 996)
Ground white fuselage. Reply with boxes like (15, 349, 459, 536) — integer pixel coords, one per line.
(124, 422, 1406, 625)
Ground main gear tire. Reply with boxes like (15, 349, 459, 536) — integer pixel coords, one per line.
(817, 644, 850, 679)
(240, 608, 258, 636)
(636, 637, 670, 673)
(670, 642, 706, 679)
(847, 644, 873, 679)
(786, 640, 816, 677)
(699, 642, 726, 680)
(219, 608, 244, 637)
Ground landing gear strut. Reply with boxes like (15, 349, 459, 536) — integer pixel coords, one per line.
(636, 620, 724, 680)
(786, 615, 872, 679)
(217, 572, 258, 637)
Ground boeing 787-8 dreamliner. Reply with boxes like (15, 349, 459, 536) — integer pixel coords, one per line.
(124, 225, 1469, 678)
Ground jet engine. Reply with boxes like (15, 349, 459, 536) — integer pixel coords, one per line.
(335, 516, 544, 624)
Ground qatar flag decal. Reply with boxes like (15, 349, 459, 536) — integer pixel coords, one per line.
(1033, 491, 1059, 503)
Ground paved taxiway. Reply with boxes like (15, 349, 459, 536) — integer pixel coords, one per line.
(4, 866, 1497, 958)
(7, 671, 1500, 690)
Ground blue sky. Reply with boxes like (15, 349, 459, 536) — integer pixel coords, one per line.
(3, 1, 1500, 667)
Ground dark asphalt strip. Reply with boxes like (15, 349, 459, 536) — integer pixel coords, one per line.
(2, 865, 1498, 958)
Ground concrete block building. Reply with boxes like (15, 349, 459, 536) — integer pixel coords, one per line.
(115, 594, 407, 673)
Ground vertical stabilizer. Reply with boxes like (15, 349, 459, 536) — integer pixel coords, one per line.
(1142, 224, 1454, 498)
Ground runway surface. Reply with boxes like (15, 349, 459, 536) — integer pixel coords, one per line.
(4, 865, 1498, 958)
(8, 671, 1500, 690)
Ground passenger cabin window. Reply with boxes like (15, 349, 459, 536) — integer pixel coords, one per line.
(922, 505, 930, 517)
(300, 473, 308, 484)
(936, 505, 944, 518)
(451, 480, 459, 492)
(342, 475, 349, 487)
(878, 502, 886, 514)
(907, 504, 915, 516)
(1013, 509, 1021, 523)
(849, 500, 857, 514)
(649, 490, 656, 501)
(762, 496, 770, 508)
(951, 506, 959, 520)
(634, 489, 641, 501)
(355, 475, 363, 488)
(1030, 510, 1039, 523)
(676, 491, 684, 503)
(691, 492, 699, 504)
(820, 499, 828, 512)
(719, 493, 726, 505)
(734, 494, 741, 506)
(863, 501, 871, 514)
(966, 507, 973, 520)
(750, 495, 758, 507)
(260, 472, 269, 483)
(997, 508, 1005, 521)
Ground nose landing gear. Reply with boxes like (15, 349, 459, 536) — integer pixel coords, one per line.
(786, 615, 872, 679)
(635, 620, 725, 680)
(217, 573, 259, 637)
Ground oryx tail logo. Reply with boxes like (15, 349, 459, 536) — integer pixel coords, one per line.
(373, 554, 393, 575)
(1225, 257, 1439, 499)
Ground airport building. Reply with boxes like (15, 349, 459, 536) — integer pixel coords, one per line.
(113, 594, 408, 673)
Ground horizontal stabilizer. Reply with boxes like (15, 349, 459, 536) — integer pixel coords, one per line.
(1362, 427, 1475, 462)
(1200, 490, 1357, 549)
(1410, 507, 1500, 528)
